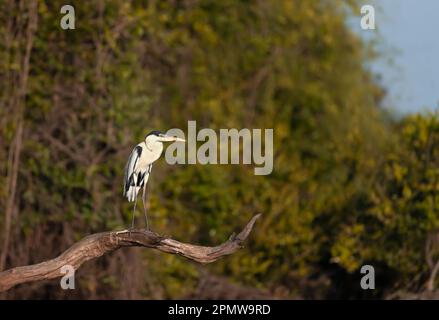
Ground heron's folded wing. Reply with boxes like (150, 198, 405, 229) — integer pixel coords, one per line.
(123, 145, 142, 195)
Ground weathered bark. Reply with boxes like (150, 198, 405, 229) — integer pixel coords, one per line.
(0, 214, 261, 292)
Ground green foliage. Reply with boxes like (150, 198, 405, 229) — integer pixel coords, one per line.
(366, 114, 439, 279)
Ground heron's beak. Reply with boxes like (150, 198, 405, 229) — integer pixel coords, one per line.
(159, 134, 186, 142)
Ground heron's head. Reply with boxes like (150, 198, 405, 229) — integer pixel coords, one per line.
(145, 131, 185, 143)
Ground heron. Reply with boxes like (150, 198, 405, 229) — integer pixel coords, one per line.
(123, 130, 185, 230)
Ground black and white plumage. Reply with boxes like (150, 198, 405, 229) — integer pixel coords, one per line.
(123, 130, 185, 229)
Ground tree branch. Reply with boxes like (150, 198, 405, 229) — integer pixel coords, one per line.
(0, 214, 261, 292)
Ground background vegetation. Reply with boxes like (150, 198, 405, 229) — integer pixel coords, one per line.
(0, 0, 438, 299)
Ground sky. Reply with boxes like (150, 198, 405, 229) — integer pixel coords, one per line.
(351, 0, 439, 114)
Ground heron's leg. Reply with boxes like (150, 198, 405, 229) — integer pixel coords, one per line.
(131, 192, 139, 230)
(142, 183, 149, 230)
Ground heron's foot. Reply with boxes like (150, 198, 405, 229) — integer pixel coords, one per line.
(127, 227, 136, 236)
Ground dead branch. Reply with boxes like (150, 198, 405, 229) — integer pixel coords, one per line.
(0, 214, 261, 292)
(426, 230, 439, 291)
